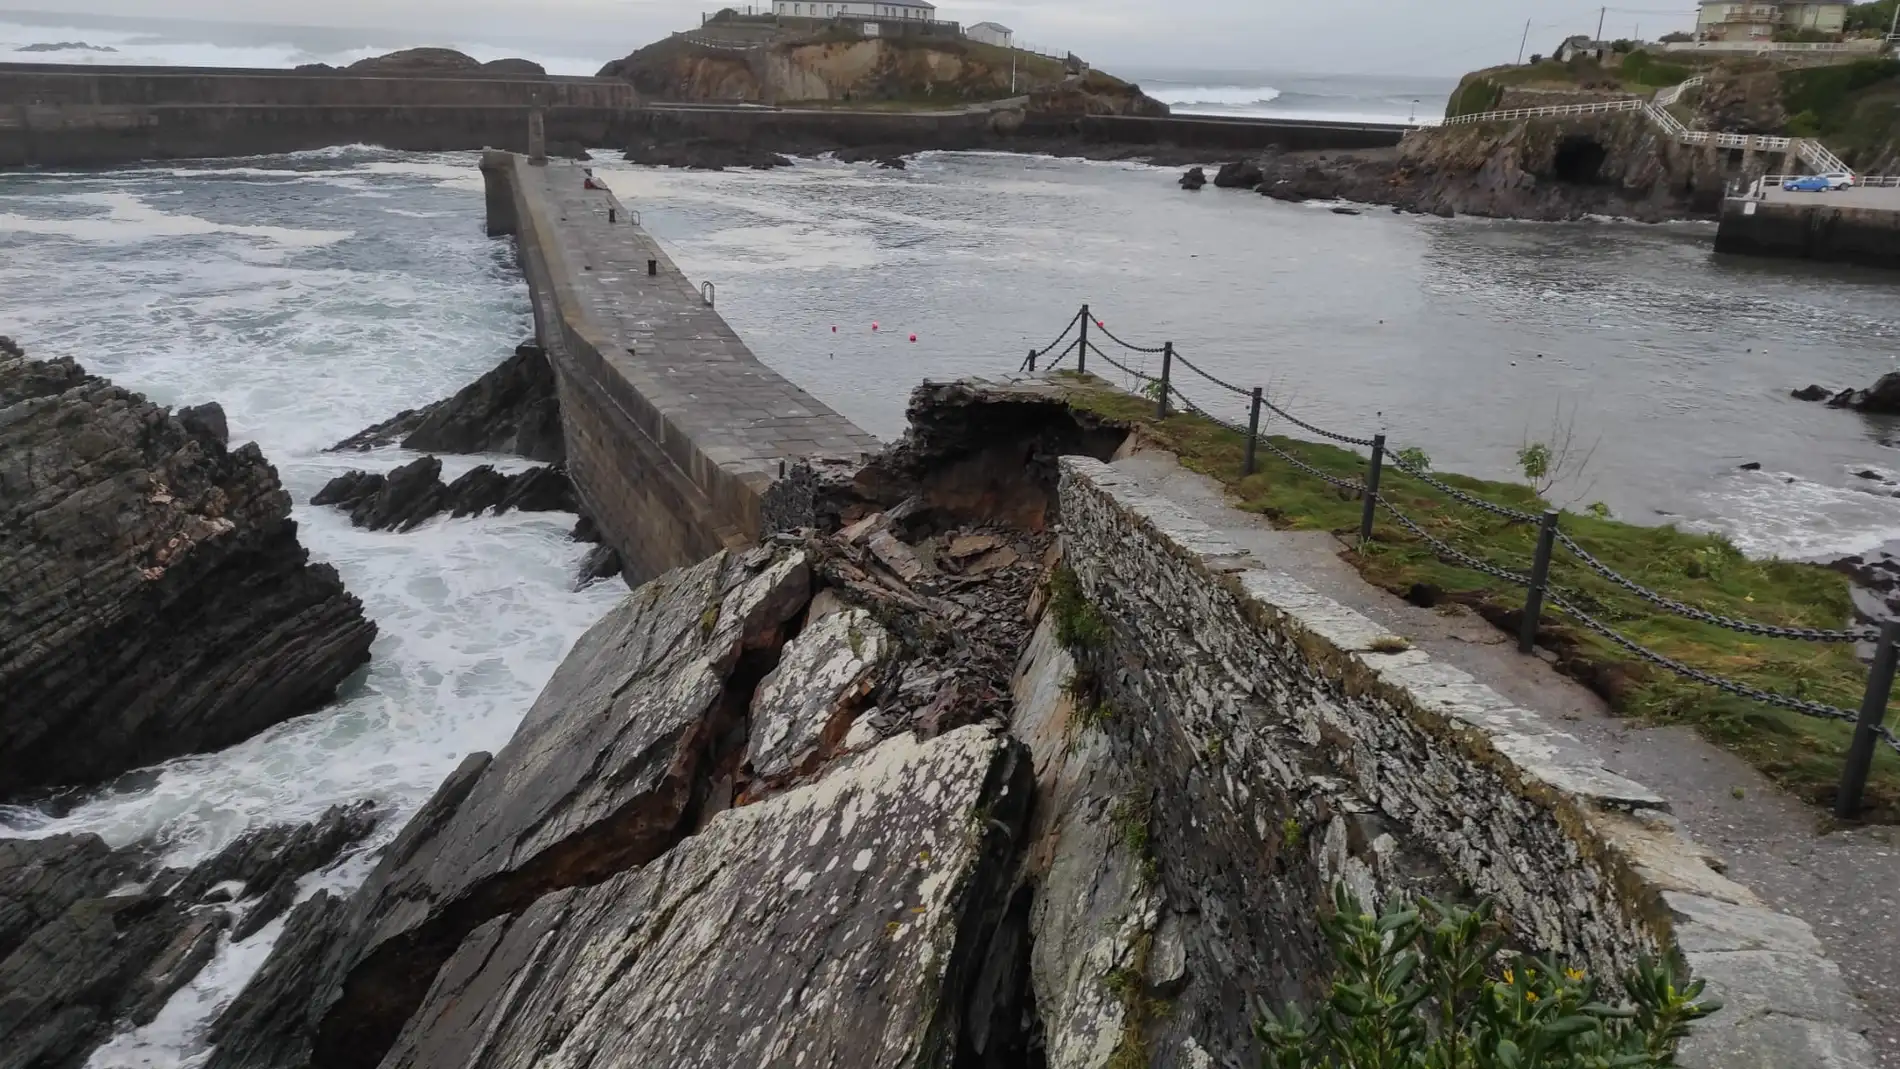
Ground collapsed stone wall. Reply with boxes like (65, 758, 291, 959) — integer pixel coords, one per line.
(1050, 453, 1874, 1068)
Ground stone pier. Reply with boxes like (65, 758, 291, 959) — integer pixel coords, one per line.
(481, 151, 880, 580)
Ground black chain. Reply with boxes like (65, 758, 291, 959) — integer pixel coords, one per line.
(1385, 455, 1542, 524)
(1379, 498, 1535, 587)
(1091, 345, 1158, 385)
(1020, 308, 1085, 371)
(1544, 591, 1863, 723)
(1169, 351, 1252, 398)
(1093, 319, 1168, 355)
(1554, 532, 1878, 644)
(1041, 336, 1082, 373)
(1259, 396, 1379, 448)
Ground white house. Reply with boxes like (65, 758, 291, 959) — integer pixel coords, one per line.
(966, 21, 1013, 46)
(771, 0, 938, 19)
(1694, 1, 1849, 40)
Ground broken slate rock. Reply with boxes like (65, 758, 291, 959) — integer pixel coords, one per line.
(377, 725, 1031, 1069)
(0, 349, 376, 798)
(328, 341, 563, 462)
(746, 607, 891, 783)
(208, 546, 812, 1069)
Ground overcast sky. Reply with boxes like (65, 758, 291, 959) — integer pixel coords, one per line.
(42, 0, 1702, 75)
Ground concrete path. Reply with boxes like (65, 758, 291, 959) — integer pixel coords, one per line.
(529, 162, 880, 477)
(1755, 185, 1900, 211)
(1108, 447, 1900, 1066)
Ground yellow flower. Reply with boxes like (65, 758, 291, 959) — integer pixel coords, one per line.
(1566, 968, 1585, 982)
(1526, 991, 1539, 1002)
(1503, 968, 1515, 984)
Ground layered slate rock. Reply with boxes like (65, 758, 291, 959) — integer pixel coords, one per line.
(0, 346, 376, 798)
(329, 342, 563, 462)
(208, 546, 812, 1069)
(310, 457, 573, 532)
(744, 605, 891, 784)
(378, 725, 1030, 1069)
(0, 804, 378, 1069)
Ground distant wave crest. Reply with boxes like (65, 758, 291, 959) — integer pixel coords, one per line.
(1147, 85, 1282, 108)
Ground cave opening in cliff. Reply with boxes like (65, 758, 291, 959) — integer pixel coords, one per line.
(1552, 135, 1610, 185)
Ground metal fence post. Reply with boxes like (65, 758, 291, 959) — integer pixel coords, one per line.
(1077, 304, 1090, 375)
(1519, 510, 1561, 654)
(1156, 342, 1173, 419)
(1243, 387, 1263, 476)
(1027, 348, 1037, 373)
(1358, 433, 1386, 545)
(1838, 619, 1900, 819)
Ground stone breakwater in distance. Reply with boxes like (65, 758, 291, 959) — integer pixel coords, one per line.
(0, 61, 1407, 170)
(0, 340, 377, 800)
(180, 377, 1874, 1068)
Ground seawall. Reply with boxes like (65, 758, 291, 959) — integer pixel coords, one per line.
(1042, 448, 1872, 1066)
(0, 63, 635, 168)
(0, 62, 1408, 168)
(1715, 195, 1900, 269)
(481, 151, 879, 582)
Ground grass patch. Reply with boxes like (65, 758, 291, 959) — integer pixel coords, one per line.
(1779, 59, 1900, 168)
(1050, 564, 1111, 650)
(1053, 372, 1899, 821)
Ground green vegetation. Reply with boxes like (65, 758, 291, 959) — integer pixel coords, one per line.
(1846, 0, 1899, 33)
(1050, 564, 1111, 650)
(1779, 59, 1900, 165)
(1446, 76, 1505, 118)
(1055, 373, 1900, 821)
(1258, 886, 1721, 1068)
(1618, 50, 1694, 89)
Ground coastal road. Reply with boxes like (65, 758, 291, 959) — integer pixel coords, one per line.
(1752, 183, 1900, 210)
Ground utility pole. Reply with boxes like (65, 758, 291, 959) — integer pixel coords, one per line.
(1890, 0, 1899, 40)
(1517, 17, 1532, 63)
(1596, 6, 1607, 42)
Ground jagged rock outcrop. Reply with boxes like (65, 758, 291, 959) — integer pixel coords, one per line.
(0, 805, 377, 1069)
(621, 137, 795, 170)
(209, 471, 1064, 1069)
(1820, 371, 1900, 414)
(310, 457, 574, 532)
(1241, 111, 1743, 221)
(378, 725, 1030, 1069)
(1212, 160, 1262, 189)
(1178, 166, 1206, 190)
(0, 344, 376, 799)
(329, 342, 562, 462)
(345, 49, 483, 74)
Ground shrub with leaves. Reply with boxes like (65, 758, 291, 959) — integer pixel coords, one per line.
(1256, 885, 1721, 1068)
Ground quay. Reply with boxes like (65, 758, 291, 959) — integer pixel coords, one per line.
(1715, 182, 1900, 269)
(481, 149, 879, 580)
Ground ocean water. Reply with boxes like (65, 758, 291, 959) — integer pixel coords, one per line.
(0, 147, 627, 1066)
(1129, 67, 1455, 125)
(2, 141, 1899, 1066)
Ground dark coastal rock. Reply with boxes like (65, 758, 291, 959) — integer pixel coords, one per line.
(0, 805, 377, 1069)
(576, 543, 623, 587)
(621, 137, 796, 171)
(346, 48, 483, 73)
(1792, 384, 1832, 402)
(1821, 371, 1900, 415)
(1179, 166, 1207, 190)
(480, 58, 546, 76)
(329, 341, 562, 462)
(877, 155, 908, 170)
(377, 726, 1029, 1069)
(178, 402, 229, 446)
(1331, 206, 1362, 215)
(1261, 182, 1308, 203)
(209, 547, 813, 1069)
(0, 350, 376, 799)
(310, 458, 575, 531)
(1212, 160, 1263, 189)
(1855, 469, 1885, 481)
(1739, 461, 1763, 471)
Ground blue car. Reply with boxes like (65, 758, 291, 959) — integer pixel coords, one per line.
(1782, 175, 1832, 192)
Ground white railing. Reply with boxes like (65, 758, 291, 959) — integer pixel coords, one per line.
(1651, 74, 1705, 108)
(1663, 39, 1887, 53)
(1442, 74, 1860, 178)
(1441, 97, 1643, 125)
(1798, 138, 1852, 174)
(1747, 174, 1897, 195)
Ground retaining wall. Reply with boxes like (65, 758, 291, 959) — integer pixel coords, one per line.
(1056, 454, 1874, 1068)
(1715, 197, 1900, 269)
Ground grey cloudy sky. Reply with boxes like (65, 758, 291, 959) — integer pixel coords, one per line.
(51, 0, 1702, 75)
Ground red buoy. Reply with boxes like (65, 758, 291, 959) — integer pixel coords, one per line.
(831, 325, 837, 333)
(1096, 319, 1105, 328)
(872, 322, 880, 332)
(909, 334, 917, 342)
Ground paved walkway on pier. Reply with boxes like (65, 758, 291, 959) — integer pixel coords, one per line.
(528, 161, 880, 478)
(1106, 446, 1900, 1067)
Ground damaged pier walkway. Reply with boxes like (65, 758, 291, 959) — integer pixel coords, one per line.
(482, 151, 879, 579)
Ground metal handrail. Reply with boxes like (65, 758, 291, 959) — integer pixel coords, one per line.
(1442, 98, 1643, 125)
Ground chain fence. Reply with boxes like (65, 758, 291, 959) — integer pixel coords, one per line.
(1023, 303, 1900, 814)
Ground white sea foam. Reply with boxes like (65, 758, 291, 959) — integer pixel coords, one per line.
(0, 148, 624, 1063)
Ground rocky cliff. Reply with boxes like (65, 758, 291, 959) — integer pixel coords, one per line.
(1220, 111, 1742, 221)
(0, 341, 377, 800)
(599, 32, 1164, 115)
